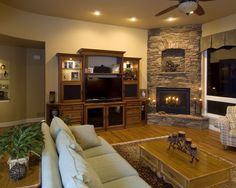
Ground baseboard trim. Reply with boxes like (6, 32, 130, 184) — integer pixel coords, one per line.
(0, 117, 45, 128)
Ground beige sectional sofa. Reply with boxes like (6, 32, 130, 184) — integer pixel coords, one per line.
(41, 117, 150, 188)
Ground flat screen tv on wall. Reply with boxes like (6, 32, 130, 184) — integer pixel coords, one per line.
(85, 76, 122, 102)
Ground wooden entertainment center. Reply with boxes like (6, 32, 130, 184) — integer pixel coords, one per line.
(47, 48, 146, 130)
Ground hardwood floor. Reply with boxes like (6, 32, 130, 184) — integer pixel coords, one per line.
(98, 124, 236, 165)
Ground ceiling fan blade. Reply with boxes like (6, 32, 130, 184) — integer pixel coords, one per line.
(195, 4, 205, 16)
(155, 4, 179, 16)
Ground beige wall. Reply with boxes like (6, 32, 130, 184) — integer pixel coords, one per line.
(202, 13, 236, 36)
(26, 48, 45, 119)
(0, 46, 45, 124)
(0, 45, 27, 122)
(0, 3, 148, 104)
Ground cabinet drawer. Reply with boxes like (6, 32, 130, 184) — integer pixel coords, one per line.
(126, 116, 141, 124)
(73, 105, 83, 110)
(61, 111, 83, 118)
(161, 163, 185, 188)
(60, 105, 74, 111)
(60, 105, 83, 111)
(126, 101, 141, 106)
(70, 117, 83, 124)
(126, 107, 141, 115)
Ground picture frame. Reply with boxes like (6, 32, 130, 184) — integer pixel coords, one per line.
(74, 61, 80, 69)
(71, 72, 79, 80)
(112, 64, 120, 73)
(68, 61, 73, 69)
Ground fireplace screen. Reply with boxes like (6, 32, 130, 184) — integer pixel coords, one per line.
(156, 87, 190, 114)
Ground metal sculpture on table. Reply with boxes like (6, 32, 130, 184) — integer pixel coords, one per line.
(168, 131, 199, 163)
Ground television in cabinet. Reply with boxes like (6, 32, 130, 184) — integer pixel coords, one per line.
(85, 75, 122, 103)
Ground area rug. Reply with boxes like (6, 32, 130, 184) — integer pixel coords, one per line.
(112, 136, 173, 188)
(112, 136, 236, 188)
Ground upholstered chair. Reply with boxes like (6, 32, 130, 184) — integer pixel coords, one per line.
(218, 106, 236, 149)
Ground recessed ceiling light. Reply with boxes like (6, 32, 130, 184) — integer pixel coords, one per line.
(167, 17, 176, 22)
(129, 17, 137, 22)
(93, 10, 101, 16)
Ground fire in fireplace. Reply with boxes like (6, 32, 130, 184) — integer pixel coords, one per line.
(156, 87, 190, 114)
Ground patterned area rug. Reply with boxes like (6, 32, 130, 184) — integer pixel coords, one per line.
(112, 136, 173, 188)
(112, 137, 236, 188)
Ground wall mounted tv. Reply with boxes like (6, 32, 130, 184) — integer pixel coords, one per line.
(85, 76, 122, 102)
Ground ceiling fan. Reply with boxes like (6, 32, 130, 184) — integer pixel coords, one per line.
(155, 0, 215, 16)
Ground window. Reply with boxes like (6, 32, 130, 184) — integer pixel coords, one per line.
(207, 46, 236, 98)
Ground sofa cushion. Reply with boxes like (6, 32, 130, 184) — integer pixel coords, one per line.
(230, 128, 236, 137)
(70, 125, 101, 150)
(64, 177, 89, 188)
(56, 129, 84, 157)
(83, 136, 116, 158)
(50, 116, 75, 140)
(103, 176, 151, 188)
(59, 146, 103, 188)
(41, 122, 62, 188)
(86, 153, 138, 183)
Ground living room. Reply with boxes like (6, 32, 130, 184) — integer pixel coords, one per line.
(0, 0, 236, 187)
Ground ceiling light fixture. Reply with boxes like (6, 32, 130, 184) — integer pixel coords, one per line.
(167, 17, 176, 22)
(93, 10, 101, 16)
(129, 17, 137, 22)
(178, 0, 198, 15)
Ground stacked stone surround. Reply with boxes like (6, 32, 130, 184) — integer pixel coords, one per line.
(147, 25, 202, 115)
(147, 113, 209, 129)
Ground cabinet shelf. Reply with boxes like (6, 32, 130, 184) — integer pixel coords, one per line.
(0, 63, 10, 100)
(57, 53, 83, 103)
(85, 73, 122, 78)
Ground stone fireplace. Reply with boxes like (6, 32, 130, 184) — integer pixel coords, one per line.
(147, 25, 202, 115)
(156, 87, 190, 114)
(146, 25, 208, 128)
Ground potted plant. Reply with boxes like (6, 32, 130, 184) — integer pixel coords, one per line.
(0, 122, 44, 180)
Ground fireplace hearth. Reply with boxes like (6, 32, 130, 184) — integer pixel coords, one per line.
(156, 87, 190, 114)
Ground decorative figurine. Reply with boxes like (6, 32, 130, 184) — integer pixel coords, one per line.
(168, 132, 178, 150)
(167, 131, 199, 163)
(189, 144, 199, 163)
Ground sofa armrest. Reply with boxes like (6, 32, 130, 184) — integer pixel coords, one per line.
(218, 117, 231, 132)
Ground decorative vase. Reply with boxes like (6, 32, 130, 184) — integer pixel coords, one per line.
(7, 156, 29, 180)
(49, 91, 56, 103)
(141, 91, 146, 97)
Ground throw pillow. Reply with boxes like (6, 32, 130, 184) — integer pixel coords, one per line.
(70, 125, 101, 150)
(59, 146, 103, 188)
(56, 129, 84, 157)
(50, 116, 75, 140)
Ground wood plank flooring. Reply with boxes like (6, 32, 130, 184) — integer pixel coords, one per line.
(98, 124, 236, 165)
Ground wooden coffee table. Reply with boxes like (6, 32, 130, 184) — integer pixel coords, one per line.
(0, 157, 41, 188)
(139, 139, 234, 188)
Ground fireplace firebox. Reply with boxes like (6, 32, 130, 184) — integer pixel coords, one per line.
(156, 87, 190, 114)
